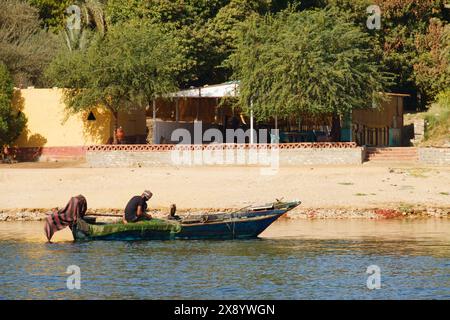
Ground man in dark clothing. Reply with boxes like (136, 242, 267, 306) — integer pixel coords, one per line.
(123, 190, 153, 223)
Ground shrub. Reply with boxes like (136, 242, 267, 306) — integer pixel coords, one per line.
(0, 62, 27, 149)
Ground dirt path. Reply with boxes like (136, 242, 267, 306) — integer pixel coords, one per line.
(0, 163, 449, 211)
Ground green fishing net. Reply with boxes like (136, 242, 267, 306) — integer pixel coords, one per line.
(84, 219, 181, 237)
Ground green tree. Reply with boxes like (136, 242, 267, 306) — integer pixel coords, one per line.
(0, 0, 62, 87)
(373, 0, 447, 104)
(104, 0, 226, 87)
(201, 0, 272, 84)
(414, 18, 450, 103)
(0, 63, 27, 151)
(230, 8, 391, 138)
(105, 20, 185, 110)
(284, 0, 449, 106)
(27, 0, 71, 30)
(28, 0, 107, 31)
(28, 0, 108, 54)
(62, 0, 107, 52)
(104, 0, 272, 87)
(46, 21, 184, 141)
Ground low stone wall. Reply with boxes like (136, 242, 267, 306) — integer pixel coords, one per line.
(279, 148, 363, 165)
(418, 147, 450, 165)
(9, 146, 86, 162)
(86, 143, 364, 167)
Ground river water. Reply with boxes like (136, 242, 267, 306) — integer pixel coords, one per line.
(0, 219, 449, 300)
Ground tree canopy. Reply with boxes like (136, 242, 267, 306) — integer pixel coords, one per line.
(27, 0, 72, 30)
(230, 8, 392, 121)
(0, 0, 62, 87)
(46, 21, 184, 128)
(287, 0, 450, 107)
(103, 0, 274, 87)
(16, 0, 449, 111)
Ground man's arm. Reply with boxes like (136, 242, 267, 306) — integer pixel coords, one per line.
(137, 205, 152, 219)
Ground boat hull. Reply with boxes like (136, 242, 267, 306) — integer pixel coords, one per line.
(72, 201, 300, 241)
(175, 213, 283, 240)
(73, 213, 283, 241)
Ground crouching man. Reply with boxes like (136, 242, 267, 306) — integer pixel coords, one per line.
(123, 190, 153, 224)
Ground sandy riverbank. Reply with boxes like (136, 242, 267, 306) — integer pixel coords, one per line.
(0, 162, 449, 220)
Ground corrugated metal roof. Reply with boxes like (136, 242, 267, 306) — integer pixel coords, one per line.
(170, 81, 408, 99)
(172, 81, 239, 98)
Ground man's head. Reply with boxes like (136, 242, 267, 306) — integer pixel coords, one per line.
(142, 190, 153, 201)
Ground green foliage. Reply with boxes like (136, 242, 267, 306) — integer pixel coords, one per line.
(104, 20, 185, 105)
(60, 1, 107, 53)
(0, 64, 14, 99)
(230, 8, 391, 121)
(28, 0, 108, 52)
(437, 89, 450, 109)
(202, 0, 272, 83)
(0, 63, 27, 147)
(414, 18, 450, 101)
(13, 0, 450, 110)
(423, 89, 450, 145)
(45, 21, 184, 122)
(104, 0, 272, 87)
(105, 0, 222, 86)
(27, 0, 71, 30)
(286, 0, 449, 105)
(374, 0, 447, 99)
(104, 0, 227, 27)
(0, 0, 63, 87)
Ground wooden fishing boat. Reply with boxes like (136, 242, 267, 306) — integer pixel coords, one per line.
(72, 200, 301, 241)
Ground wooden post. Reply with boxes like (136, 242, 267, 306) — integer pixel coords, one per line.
(152, 99, 156, 144)
(175, 98, 179, 123)
(196, 98, 200, 121)
(250, 100, 255, 144)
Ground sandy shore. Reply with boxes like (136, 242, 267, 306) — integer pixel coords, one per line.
(0, 162, 449, 220)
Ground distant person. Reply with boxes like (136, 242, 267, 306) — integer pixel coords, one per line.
(167, 204, 181, 221)
(107, 127, 127, 144)
(123, 190, 153, 224)
(355, 123, 364, 146)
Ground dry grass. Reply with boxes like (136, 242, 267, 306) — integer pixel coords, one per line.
(406, 168, 432, 178)
(404, 92, 450, 147)
(422, 93, 450, 147)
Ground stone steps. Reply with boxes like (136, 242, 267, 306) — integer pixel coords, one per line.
(365, 147, 418, 162)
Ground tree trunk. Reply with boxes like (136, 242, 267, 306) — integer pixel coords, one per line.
(151, 99, 156, 145)
(1, 145, 7, 161)
(331, 113, 341, 142)
(112, 110, 118, 144)
(147, 100, 153, 144)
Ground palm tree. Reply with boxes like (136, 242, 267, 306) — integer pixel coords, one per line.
(63, 0, 106, 51)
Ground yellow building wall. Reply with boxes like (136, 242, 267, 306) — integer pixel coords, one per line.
(14, 88, 146, 147)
